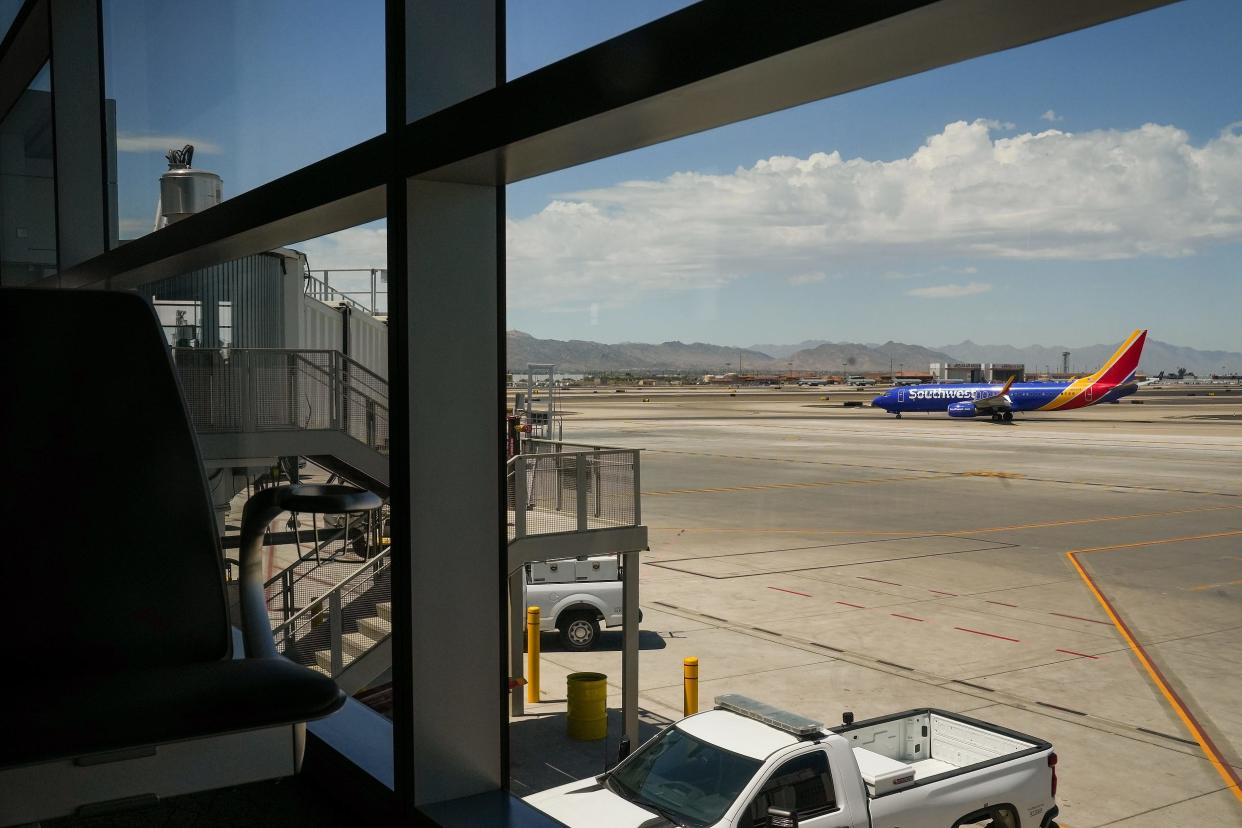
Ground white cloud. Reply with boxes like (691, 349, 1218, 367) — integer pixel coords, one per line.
(507, 119, 1242, 309)
(1041, 110, 1064, 122)
(787, 271, 826, 286)
(294, 226, 388, 270)
(906, 281, 992, 299)
(115, 134, 222, 154)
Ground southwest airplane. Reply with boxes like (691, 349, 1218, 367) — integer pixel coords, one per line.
(871, 329, 1147, 421)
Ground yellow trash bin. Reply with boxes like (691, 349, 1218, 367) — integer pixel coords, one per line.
(566, 672, 608, 741)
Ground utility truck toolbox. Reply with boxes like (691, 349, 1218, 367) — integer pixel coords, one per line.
(524, 555, 636, 651)
(528, 693, 1060, 828)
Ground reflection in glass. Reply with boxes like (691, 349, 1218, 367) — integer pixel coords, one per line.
(102, 0, 383, 243)
(0, 0, 24, 46)
(0, 63, 55, 286)
(507, 0, 694, 79)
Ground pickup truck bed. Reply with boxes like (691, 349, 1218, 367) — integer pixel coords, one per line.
(842, 710, 1043, 796)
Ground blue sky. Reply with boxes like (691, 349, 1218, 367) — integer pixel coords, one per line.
(102, 1, 1241, 351)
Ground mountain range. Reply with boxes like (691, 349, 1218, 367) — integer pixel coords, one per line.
(507, 330, 1240, 376)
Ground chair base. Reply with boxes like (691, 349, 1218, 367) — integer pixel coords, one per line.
(0, 724, 303, 826)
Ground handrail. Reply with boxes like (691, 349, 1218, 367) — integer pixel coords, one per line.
(303, 267, 387, 316)
(508, 444, 641, 541)
(271, 545, 392, 640)
(172, 347, 390, 453)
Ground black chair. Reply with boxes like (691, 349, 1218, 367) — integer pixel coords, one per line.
(0, 288, 379, 824)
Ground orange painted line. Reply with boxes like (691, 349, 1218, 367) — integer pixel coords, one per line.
(1068, 529, 1242, 803)
(1055, 648, 1099, 660)
(929, 589, 958, 596)
(767, 586, 811, 598)
(954, 626, 1019, 642)
(835, 601, 866, 609)
(890, 613, 925, 622)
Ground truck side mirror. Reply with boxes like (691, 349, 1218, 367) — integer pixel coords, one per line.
(768, 807, 798, 828)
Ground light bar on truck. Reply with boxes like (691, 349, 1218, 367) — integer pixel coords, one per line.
(715, 694, 825, 738)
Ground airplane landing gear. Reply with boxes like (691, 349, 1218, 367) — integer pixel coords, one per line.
(1003, 411, 1013, 422)
(895, 412, 902, 419)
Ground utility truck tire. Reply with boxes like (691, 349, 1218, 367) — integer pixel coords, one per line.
(558, 611, 600, 651)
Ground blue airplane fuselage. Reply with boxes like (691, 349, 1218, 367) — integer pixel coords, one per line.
(871, 380, 1137, 415)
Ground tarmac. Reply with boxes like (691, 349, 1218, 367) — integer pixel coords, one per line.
(510, 385, 1242, 827)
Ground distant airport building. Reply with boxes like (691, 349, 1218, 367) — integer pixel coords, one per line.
(985, 363, 1025, 383)
(930, 362, 984, 383)
(929, 362, 1026, 383)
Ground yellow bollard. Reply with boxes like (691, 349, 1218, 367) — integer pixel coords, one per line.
(526, 606, 541, 704)
(683, 656, 699, 716)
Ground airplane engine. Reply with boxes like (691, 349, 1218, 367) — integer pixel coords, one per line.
(947, 401, 978, 418)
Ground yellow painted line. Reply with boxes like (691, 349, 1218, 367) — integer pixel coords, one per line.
(1188, 579, 1242, 592)
(1067, 531, 1242, 804)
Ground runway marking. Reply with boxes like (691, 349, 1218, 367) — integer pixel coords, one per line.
(767, 586, 811, 597)
(1187, 579, 1242, 592)
(649, 502, 1242, 536)
(955, 627, 1020, 642)
(1067, 529, 1242, 803)
(890, 613, 925, 622)
(835, 601, 866, 609)
(643, 473, 949, 497)
(1049, 612, 1113, 626)
(987, 600, 1019, 607)
(858, 576, 903, 586)
(928, 589, 958, 596)
(1056, 648, 1100, 659)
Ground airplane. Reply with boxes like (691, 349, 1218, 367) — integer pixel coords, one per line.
(871, 329, 1147, 421)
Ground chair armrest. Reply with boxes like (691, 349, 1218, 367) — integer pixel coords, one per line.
(238, 484, 384, 659)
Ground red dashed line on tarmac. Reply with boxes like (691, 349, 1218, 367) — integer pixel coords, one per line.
(929, 589, 958, 596)
(890, 613, 925, 622)
(955, 626, 1019, 642)
(768, 586, 812, 598)
(836, 601, 866, 609)
(986, 600, 1018, 607)
(1049, 612, 1112, 626)
(858, 576, 903, 586)
(1056, 648, 1100, 659)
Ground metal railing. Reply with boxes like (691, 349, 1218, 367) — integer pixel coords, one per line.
(508, 439, 641, 540)
(304, 268, 387, 316)
(263, 505, 388, 627)
(270, 546, 392, 676)
(172, 348, 389, 455)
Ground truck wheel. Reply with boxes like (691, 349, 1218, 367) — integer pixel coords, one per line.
(558, 612, 600, 651)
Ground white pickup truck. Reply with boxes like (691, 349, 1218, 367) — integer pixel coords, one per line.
(527, 695, 1060, 828)
(525, 556, 638, 651)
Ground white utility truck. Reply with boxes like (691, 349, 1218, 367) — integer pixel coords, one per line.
(527, 695, 1060, 828)
(525, 556, 638, 651)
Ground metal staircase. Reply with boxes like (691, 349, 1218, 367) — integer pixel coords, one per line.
(174, 346, 389, 493)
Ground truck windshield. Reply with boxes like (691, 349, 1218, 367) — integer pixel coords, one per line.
(606, 726, 762, 827)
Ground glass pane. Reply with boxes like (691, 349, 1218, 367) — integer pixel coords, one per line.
(102, 0, 383, 244)
(507, 0, 695, 80)
(0, 62, 55, 286)
(512, 2, 1242, 823)
(0, 0, 25, 46)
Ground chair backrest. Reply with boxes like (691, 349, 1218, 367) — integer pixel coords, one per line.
(2, 288, 230, 677)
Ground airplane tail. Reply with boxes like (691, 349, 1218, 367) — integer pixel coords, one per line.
(1090, 329, 1147, 387)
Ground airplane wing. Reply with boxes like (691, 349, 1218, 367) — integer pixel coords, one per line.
(974, 375, 1016, 412)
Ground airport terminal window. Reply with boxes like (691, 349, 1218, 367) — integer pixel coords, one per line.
(506, 2, 1242, 824)
(0, 0, 23, 46)
(0, 62, 55, 286)
(507, 0, 693, 79)
(102, 0, 383, 244)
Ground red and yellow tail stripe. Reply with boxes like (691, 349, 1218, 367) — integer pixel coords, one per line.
(1038, 329, 1147, 411)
